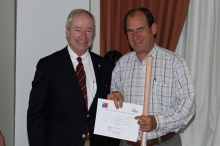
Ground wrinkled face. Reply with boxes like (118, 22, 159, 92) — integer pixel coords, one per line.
(66, 12, 95, 56)
(126, 11, 157, 60)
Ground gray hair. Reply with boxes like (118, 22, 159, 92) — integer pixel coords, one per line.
(65, 9, 96, 31)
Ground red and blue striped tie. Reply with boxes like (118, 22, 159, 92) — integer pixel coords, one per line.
(76, 57, 88, 110)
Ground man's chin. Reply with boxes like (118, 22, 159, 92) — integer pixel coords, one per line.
(133, 47, 144, 52)
(77, 45, 89, 50)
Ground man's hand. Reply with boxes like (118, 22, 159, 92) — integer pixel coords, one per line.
(135, 115, 157, 132)
(107, 92, 123, 109)
(0, 131, 5, 146)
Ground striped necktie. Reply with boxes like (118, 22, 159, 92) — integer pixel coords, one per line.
(76, 57, 88, 110)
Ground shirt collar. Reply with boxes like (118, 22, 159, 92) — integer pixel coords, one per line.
(149, 44, 158, 58)
(134, 43, 158, 62)
(67, 45, 89, 63)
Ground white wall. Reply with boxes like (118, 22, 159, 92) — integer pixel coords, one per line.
(15, 1, 89, 145)
(0, 1, 100, 145)
(0, 0, 15, 146)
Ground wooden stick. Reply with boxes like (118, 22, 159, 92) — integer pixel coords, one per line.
(141, 56, 152, 146)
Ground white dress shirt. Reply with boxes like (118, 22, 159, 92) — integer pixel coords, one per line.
(67, 45, 97, 109)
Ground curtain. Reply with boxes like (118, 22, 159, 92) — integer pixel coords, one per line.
(175, 0, 220, 145)
(100, 0, 190, 56)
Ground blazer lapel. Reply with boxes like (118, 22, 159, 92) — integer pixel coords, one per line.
(89, 52, 106, 114)
(90, 52, 102, 96)
(58, 47, 86, 107)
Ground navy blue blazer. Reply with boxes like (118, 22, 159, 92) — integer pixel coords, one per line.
(27, 47, 114, 146)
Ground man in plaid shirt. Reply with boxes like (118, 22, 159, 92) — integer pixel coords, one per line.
(108, 8, 195, 146)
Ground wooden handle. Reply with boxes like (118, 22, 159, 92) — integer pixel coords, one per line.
(141, 56, 152, 146)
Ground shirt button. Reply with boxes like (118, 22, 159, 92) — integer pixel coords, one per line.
(82, 134, 86, 138)
(87, 114, 90, 117)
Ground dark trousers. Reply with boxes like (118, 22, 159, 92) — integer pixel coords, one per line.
(108, 138, 120, 146)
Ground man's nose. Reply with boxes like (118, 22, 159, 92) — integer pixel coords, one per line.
(80, 30, 86, 39)
(133, 31, 139, 40)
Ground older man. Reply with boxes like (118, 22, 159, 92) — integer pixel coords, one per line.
(27, 9, 114, 146)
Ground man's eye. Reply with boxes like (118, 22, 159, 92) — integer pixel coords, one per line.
(137, 28, 144, 31)
(127, 30, 133, 33)
(86, 30, 92, 32)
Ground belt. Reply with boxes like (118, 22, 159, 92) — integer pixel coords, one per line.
(126, 132, 176, 146)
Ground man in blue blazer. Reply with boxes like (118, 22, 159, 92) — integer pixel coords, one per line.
(27, 9, 114, 146)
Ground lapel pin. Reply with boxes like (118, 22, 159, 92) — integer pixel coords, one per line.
(98, 64, 101, 67)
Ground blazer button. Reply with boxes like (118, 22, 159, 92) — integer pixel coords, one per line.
(82, 134, 86, 138)
(87, 114, 90, 117)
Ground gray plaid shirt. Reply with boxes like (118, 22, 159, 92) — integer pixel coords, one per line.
(111, 44, 195, 140)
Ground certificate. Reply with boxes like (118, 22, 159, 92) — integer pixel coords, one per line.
(94, 98, 143, 142)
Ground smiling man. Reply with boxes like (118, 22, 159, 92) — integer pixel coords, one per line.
(27, 9, 114, 146)
(108, 8, 195, 146)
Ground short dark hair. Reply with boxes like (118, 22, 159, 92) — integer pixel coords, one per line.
(124, 8, 154, 32)
(104, 50, 122, 63)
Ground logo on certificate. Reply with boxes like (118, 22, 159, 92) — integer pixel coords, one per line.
(132, 108, 138, 113)
(102, 102, 108, 108)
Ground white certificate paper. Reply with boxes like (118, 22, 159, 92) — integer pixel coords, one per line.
(94, 98, 143, 142)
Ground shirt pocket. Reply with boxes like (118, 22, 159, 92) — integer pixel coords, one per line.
(151, 81, 174, 109)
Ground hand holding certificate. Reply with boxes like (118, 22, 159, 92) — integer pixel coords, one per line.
(94, 98, 143, 142)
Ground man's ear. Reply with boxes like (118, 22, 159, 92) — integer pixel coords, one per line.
(65, 28, 69, 37)
(151, 23, 157, 35)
